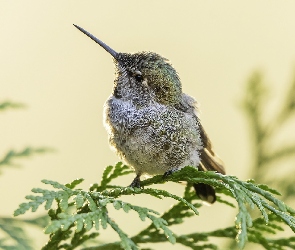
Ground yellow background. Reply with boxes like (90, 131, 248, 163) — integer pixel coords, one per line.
(1, 1, 295, 249)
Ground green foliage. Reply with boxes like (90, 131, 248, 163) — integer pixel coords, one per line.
(0, 216, 49, 250)
(14, 163, 295, 249)
(0, 147, 54, 173)
(0, 101, 52, 249)
(0, 217, 34, 250)
(242, 72, 295, 200)
(0, 100, 25, 111)
(6, 73, 295, 249)
(224, 71, 295, 250)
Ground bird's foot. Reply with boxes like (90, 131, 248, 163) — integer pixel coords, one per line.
(129, 174, 141, 188)
(162, 169, 175, 179)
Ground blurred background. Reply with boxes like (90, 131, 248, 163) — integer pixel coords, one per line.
(1, 1, 295, 249)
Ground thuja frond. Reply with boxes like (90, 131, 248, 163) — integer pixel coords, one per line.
(246, 214, 295, 249)
(21, 214, 50, 228)
(129, 184, 203, 246)
(92, 162, 134, 191)
(0, 217, 34, 250)
(14, 176, 176, 249)
(0, 147, 54, 173)
(273, 69, 295, 127)
(0, 216, 49, 250)
(167, 214, 295, 250)
(1, 100, 55, 249)
(14, 163, 295, 249)
(241, 71, 295, 199)
(141, 167, 295, 248)
(0, 100, 26, 111)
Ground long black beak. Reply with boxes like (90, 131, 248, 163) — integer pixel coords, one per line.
(73, 24, 118, 59)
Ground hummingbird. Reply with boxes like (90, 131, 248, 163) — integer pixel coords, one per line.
(74, 24, 226, 203)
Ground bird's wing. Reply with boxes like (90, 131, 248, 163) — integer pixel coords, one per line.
(176, 93, 226, 175)
(197, 121, 226, 174)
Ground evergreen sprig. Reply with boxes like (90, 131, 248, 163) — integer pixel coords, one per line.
(0, 147, 54, 173)
(242, 72, 295, 200)
(0, 101, 25, 111)
(0, 102, 53, 249)
(14, 163, 295, 249)
(0, 216, 49, 250)
(0, 217, 34, 250)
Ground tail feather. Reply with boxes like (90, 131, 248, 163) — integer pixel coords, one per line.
(195, 121, 226, 203)
(193, 183, 216, 203)
(200, 148, 225, 174)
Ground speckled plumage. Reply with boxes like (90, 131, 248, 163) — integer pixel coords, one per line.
(104, 52, 203, 176)
(74, 24, 226, 203)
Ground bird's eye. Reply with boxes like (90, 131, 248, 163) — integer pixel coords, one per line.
(135, 74, 143, 82)
(133, 70, 143, 82)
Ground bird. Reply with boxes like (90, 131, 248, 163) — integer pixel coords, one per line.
(73, 24, 226, 203)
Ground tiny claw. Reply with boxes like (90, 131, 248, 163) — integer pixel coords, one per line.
(162, 169, 174, 179)
(129, 174, 141, 188)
